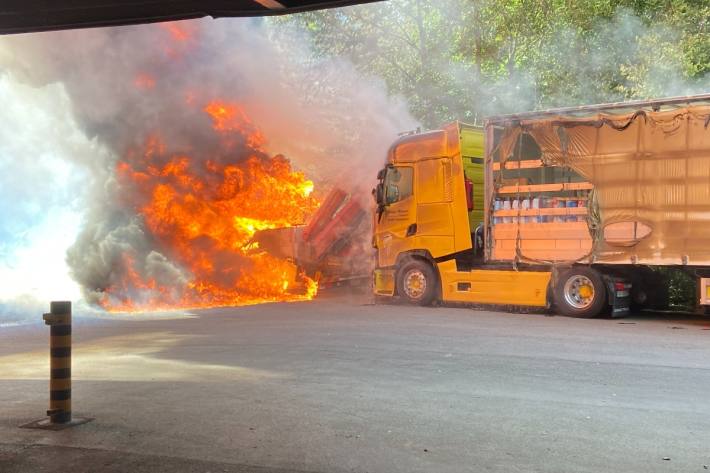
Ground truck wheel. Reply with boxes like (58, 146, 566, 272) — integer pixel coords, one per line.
(554, 267, 607, 318)
(397, 259, 438, 306)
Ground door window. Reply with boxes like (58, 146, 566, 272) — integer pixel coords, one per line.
(384, 167, 413, 204)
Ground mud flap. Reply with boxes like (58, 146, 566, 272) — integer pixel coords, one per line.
(603, 275, 631, 318)
(373, 268, 396, 296)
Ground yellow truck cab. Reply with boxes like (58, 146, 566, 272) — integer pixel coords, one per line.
(372, 95, 710, 318)
(373, 122, 555, 311)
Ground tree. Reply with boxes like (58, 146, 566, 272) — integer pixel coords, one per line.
(274, 0, 709, 127)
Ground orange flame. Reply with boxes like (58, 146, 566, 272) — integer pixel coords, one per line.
(101, 101, 320, 311)
(204, 101, 267, 150)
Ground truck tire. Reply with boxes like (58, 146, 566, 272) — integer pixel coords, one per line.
(553, 267, 607, 318)
(397, 259, 438, 306)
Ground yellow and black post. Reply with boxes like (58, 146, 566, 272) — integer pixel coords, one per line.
(43, 301, 72, 424)
(20, 301, 90, 430)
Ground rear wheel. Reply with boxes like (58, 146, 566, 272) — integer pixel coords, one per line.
(554, 267, 607, 318)
(397, 259, 438, 306)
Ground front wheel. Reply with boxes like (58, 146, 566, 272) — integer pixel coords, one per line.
(397, 259, 438, 306)
(554, 267, 607, 318)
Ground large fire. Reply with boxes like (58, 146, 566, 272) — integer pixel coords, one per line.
(100, 101, 320, 311)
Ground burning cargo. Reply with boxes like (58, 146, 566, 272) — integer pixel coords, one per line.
(251, 187, 372, 287)
(98, 100, 321, 311)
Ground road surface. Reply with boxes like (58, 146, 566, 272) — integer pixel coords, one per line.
(1, 292, 709, 472)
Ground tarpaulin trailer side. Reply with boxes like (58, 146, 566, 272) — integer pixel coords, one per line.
(486, 94, 710, 267)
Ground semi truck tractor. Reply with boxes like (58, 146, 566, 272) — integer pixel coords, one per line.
(372, 94, 710, 317)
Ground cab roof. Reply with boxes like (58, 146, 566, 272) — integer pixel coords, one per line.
(387, 122, 485, 164)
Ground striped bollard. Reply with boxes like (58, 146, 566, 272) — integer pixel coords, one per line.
(43, 301, 72, 424)
(20, 301, 91, 430)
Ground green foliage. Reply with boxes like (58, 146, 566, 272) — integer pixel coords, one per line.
(274, 0, 709, 128)
(657, 267, 697, 309)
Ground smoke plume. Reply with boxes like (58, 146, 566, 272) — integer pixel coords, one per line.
(0, 18, 417, 311)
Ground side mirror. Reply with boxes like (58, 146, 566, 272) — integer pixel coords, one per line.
(375, 183, 385, 205)
(377, 168, 386, 180)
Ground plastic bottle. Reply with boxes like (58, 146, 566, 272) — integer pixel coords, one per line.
(502, 199, 511, 224)
(566, 199, 578, 222)
(554, 198, 565, 223)
(532, 197, 540, 223)
(540, 197, 552, 223)
(577, 199, 586, 221)
(521, 197, 530, 223)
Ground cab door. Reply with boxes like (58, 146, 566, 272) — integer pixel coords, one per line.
(374, 165, 416, 267)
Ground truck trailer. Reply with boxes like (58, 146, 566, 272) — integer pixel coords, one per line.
(372, 94, 710, 317)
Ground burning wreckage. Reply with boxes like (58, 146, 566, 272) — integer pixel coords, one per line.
(249, 187, 372, 288)
(19, 20, 401, 314)
(97, 99, 371, 312)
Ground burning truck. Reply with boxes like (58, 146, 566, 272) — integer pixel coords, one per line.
(0, 19, 414, 312)
(94, 101, 325, 311)
(97, 96, 373, 312)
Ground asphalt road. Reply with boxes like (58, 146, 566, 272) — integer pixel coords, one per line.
(1, 292, 709, 472)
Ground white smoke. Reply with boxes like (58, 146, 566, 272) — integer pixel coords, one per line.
(0, 76, 100, 325)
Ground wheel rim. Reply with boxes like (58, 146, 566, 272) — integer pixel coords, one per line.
(563, 275, 595, 309)
(403, 269, 427, 300)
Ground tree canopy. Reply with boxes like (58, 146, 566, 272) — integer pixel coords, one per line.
(275, 0, 710, 127)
